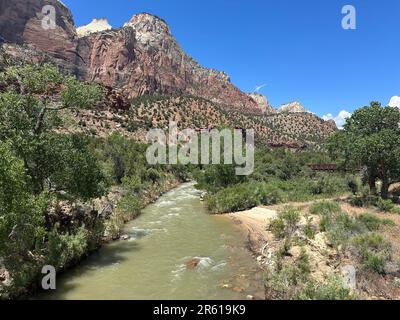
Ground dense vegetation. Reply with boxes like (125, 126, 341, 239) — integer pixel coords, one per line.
(0, 64, 188, 298)
(327, 102, 400, 199)
(2, 60, 400, 300)
(195, 148, 359, 214)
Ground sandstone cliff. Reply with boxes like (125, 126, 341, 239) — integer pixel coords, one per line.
(278, 101, 308, 113)
(0, 0, 337, 147)
(0, 1, 261, 113)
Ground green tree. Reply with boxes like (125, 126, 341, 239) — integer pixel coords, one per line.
(0, 64, 105, 199)
(327, 102, 400, 199)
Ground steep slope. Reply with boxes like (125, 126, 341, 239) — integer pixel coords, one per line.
(78, 13, 260, 113)
(278, 101, 308, 113)
(0, 1, 260, 113)
(0, 0, 81, 74)
(0, 0, 337, 148)
(66, 95, 336, 148)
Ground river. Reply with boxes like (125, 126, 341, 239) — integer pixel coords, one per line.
(38, 183, 263, 300)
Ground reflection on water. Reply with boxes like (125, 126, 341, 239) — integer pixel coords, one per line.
(37, 183, 263, 300)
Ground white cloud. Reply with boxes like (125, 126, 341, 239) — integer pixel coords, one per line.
(323, 110, 351, 129)
(254, 84, 267, 92)
(389, 96, 400, 109)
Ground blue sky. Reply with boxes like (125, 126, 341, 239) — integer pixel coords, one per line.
(63, 0, 400, 120)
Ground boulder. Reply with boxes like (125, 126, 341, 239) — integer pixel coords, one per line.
(185, 258, 201, 269)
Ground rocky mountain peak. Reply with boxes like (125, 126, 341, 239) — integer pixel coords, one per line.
(77, 18, 112, 38)
(124, 13, 170, 35)
(248, 93, 274, 113)
(279, 101, 307, 113)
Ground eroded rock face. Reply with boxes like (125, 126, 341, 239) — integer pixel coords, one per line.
(0, 0, 76, 56)
(80, 13, 260, 113)
(0, 2, 260, 113)
(278, 101, 308, 113)
(248, 93, 274, 113)
(0, 0, 84, 74)
(77, 18, 112, 38)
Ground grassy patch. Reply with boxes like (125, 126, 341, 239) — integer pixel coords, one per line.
(352, 233, 392, 273)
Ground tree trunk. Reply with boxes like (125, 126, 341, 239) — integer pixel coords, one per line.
(368, 176, 377, 195)
(381, 178, 390, 200)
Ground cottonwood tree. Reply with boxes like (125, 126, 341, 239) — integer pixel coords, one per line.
(0, 64, 105, 199)
(0, 64, 107, 294)
(327, 102, 400, 199)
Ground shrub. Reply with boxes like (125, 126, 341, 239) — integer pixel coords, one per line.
(325, 213, 365, 248)
(309, 201, 341, 216)
(312, 175, 348, 195)
(47, 226, 89, 270)
(145, 168, 162, 184)
(304, 216, 316, 240)
(116, 194, 142, 221)
(298, 247, 311, 274)
(258, 184, 285, 205)
(270, 206, 300, 240)
(298, 274, 355, 300)
(346, 175, 362, 195)
(207, 183, 268, 214)
(270, 218, 286, 239)
(352, 233, 392, 273)
(356, 213, 394, 231)
(376, 198, 395, 212)
(392, 206, 400, 214)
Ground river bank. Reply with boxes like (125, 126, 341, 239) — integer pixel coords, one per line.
(36, 183, 265, 300)
(225, 201, 400, 300)
(225, 207, 278, 256)
(1, 175, 183, 300)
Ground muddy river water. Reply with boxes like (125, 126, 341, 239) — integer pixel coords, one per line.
(39, 183, 263, 300)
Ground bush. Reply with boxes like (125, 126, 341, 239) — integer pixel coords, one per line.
(298, 274, 355, 300)
(257, 184, 285, 205)
(309, 201, 341, 216)
(376, 198, 395, 212)
(325, 213, 365, 248)
(207, 183, 261, 214)
(47, 226, 89, 270)
(392, 206, 400, 214)
(298, 247, 311, 274)
(270, 206, 300, 240)
(312, 175, 348, 195)
(349, 195, 378, 208)
(304, 216, 316, 240)
(116, 194, 142, 221)
(356, 213, 394, 231)
(270, 218, 286, 239)
(352, 233, 392, 273)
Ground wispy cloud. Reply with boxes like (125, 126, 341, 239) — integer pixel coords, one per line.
(323, 110, 351, 129)
(254, 84, 267, 92)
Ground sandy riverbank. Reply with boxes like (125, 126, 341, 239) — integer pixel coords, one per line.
(225, 207, 278, 255)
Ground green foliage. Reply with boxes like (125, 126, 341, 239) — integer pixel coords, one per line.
(47, 226, 89, 270)
(207, 183, 262, 214)
(304, 216, 316, 240)
(270, 206, 300, 243)
(352, 233, 392, 273)
(376, 198, 395, 212)
(298, 274, 355, 300)
(0, 64, 106, 199)
(309, 201, 341, 216)
(116, 194, 142, 221)
(298, 247, 312, 274)
(266, 252, 354, 300)
(0, 142, 47, 287)
(327, 102, 400, 199)
(356, 213, 394, 231)
(195, 164, 246, 193)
